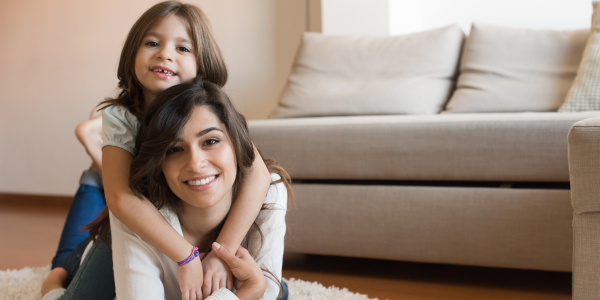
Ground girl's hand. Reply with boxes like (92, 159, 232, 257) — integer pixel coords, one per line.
(177, 257, 204, 300)
(201, 250, 233, 299)
(212, 242, 266, 300)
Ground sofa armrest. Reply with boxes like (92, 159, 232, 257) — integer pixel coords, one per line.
(568, 116, 600, 214)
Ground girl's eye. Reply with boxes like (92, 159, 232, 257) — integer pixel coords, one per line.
(145, 41, 158, 47)
(166, 146, 183, 155)
(203, 138, 219, 147)
(177, 46, 191, 52)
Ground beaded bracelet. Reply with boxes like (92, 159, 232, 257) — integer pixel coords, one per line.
(177, 247, 200, 266)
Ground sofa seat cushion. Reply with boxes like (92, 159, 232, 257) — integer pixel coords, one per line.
(249, 112, 600, 182)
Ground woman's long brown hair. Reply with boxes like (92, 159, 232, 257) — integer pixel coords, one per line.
(99, 1, 228, 119)
(86, 77, 293, 296)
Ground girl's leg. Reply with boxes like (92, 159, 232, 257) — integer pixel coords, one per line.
(51, 170, 105, 269)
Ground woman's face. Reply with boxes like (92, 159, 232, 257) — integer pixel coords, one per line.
(161, 106, 237, 209)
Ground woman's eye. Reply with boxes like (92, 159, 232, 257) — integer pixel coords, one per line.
(166, 146, 183, 155)
(203, 138, 219, 146)
(145, 41, 158, 47)
(177, 46, 190, 52)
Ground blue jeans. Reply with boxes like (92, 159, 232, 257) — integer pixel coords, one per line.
(51, 170, 106, 269)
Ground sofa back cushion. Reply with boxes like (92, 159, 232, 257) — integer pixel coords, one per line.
(270, 25, 465, 118)
(444, 23, 589, 113)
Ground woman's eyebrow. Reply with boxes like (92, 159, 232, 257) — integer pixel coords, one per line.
(197, 127, 223, 137)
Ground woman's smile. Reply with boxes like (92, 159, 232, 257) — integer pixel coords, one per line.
(184, 174, 219, 191)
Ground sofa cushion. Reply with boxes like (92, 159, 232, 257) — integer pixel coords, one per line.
(249, 112, 600, 182)
(269, 25, 465, 118)
(560, 2, 600, 112)
(444, 23, 589, 113)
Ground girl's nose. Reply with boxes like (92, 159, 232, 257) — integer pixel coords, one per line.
(156, 46, 173, 61)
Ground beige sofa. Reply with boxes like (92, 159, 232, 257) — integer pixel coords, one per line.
(249, 23, 600, 272)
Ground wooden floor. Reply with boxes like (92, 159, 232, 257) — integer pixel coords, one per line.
(0, 201, 572, 300)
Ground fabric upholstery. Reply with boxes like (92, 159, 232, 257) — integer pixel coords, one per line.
(250, 111, 600, 182)
(445, 23, 589, 113)
(286, 184, 572, 272)
(270, 25, 465, 118)
(568, 116, 600, 213)
(573, 212, 600, 300)
(560, 2, 600, 112)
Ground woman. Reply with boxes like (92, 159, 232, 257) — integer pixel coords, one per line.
(42, 78, 292, 300)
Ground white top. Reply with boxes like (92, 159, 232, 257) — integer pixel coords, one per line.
(102, 105, 140, 155)
(110, 173, 287, 300)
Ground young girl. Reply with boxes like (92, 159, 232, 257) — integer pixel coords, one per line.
(44, 78, 291, 300)
(49, 1, 272, 298)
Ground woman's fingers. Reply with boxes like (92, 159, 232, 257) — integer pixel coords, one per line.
(211, 242, 237, 268)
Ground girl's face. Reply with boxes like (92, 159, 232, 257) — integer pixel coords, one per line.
(135, 15, 198, 103)
(161, 106, 237, 209)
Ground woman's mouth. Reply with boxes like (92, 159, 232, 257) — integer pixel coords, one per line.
(185, 175, 217, 186)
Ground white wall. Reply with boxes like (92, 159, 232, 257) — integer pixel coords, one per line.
(323, 0, 593, 36)
(0, 0, 307, 196)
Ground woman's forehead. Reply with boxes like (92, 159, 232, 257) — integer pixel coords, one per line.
(180, 106, 226, 137)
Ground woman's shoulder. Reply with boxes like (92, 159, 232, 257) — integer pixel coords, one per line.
(264, 173, 287, 208)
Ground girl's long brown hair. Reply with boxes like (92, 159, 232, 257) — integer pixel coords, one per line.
(100, 1, 228, 119)
(87, 77, 293, 296)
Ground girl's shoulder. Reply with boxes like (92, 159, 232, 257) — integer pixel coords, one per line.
(103, 105, 140, 125)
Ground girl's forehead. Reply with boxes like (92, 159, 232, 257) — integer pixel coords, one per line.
(145, 15, 193, 40)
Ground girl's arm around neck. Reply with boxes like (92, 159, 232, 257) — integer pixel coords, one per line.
(216, 146, 272, 251)
(102, 146, 192, 262)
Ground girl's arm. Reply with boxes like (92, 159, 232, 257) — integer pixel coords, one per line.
(201, 147, 271, 297)
(103, 146, 205, 299)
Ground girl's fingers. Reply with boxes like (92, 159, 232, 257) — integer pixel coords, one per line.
(219, 276, 226, 289)
(181, 289, 189, 300)
(189, 290, 196, 300)
(213, 278, 220, 295)
(226, 276, 233, 290)
(196, 290, 203, 300)
(202, 278, 212, 300)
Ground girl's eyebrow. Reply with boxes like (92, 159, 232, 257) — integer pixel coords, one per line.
(174, 127, 223, 142)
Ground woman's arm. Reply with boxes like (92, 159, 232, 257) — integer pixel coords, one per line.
(103, 146, 205, 299)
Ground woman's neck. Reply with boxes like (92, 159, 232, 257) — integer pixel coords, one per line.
(179, 192, 233, 251)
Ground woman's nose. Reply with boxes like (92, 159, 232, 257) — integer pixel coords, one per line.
(186, 148, 207, 172)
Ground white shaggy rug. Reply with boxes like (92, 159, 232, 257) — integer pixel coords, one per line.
(0, 265, 379, 300)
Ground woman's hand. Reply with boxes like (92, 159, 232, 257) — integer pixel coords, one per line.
(177, 257, 205, 300)
(201, 250, 233, 299)
(212, 242, 266, 300)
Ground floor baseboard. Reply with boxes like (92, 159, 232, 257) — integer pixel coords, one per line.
(0, 193, 73, 207)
